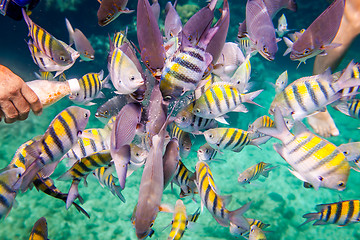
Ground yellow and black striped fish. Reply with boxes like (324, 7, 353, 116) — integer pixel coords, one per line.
(270, 61, 360, 120)
(193, 82, 262, 123)
(258, 107, 350, 191)
(33, 174, 90, 218)
(18, 106, 90, 192)
(0, 167, 24, 220)
(168, 199, 187, 240)
(63, 128, 110, 163)
(247, 115, 274, 145)
(203, 127, 253, 153)
(334, 99, 360, 119)
(22, 9, 73, 66)
(69, 71, 109, 105)
(301, 200, 360, 227)
(169, 123, 192, 159)
(29, 217, 48, 240)
(112, 30, 129, 49)
(230, 218, 270, 238)
(35, 71, 67, 81)
(194, 73, 221, 100)
(175, 101, 218, 134)
(172, 160, 197, 198)
(238, 162, 277, 185)
(93, 166, 125, 202)
(195, 161, 250, 229)
(58, 150, 112, 181)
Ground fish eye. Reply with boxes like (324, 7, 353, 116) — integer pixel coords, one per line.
(343, 151, 349, 155)
(130, 76, 135, 81)
(104, 110, 108, 115)
(181, 116, 187, 122)
(84, 112, 89, 118)
(106, 14, 112, 20)
(208, 134, 213, 139)
(303, 48, 310, 54)
(76, 93, 79, 96)
(338, 182, 345, 187)
(205, 149, 209, 153)
(195, 109, 201, 113)
(263, 46, 268, 53)
(59, 55, 66, 61)
(150, 222, 154, 228)
(136, 152, 140, 156)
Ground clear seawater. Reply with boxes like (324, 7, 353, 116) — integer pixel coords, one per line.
(1, 0, 360, 239)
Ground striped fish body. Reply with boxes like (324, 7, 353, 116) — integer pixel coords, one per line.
(29, 217, 48, 240)
(248, 225, 267, 240)
(259, 108, 350, 191)
(248, 115, 274, 138)
(194, 74, 221, 100)
(270, 65, 360, 120)
(69, 70, 106, 105)
(165, 36, 181, 59)
(108, 47, 144, 94)
(196, 161, 229, 226)
(204, 128, 251, 152)
(169, 123, 192, 159)
(22, 9, 73, 66)
(230, 218, 270, 238)
(175, 101, 218, 134)
(160, 45, 212, 101)
(9, 138, 39, 170)
(28, 40, 63, 72)
(168, 199, 187, 240)
(0, 168, 23, 220)
(112, 31, 129, 48)
(197, 143, 217, 162)
(334, 99, 360, 119)
(93, 166, 125, 202)
(172, 160, 197, 197)
(193, 82, 261, 119)
(63, 128, 110, 163)
(238, 162, 275, 184)
(27, 106, 90, 165)
(302, 200, 360, 226)
(195, 161, 250, 229)
(59, 150, 112, 181)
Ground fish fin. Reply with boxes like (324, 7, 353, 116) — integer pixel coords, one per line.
(66, 179, 82, 209)
(111, 145, 131, 190)
(54, 70, 65, 78)
(233, 104, 248, 113)
(215, 116, 229, 125)
(229, 202, 252, 230)
(83, 174, 89, 187)
(332, 101, 350, 116)
(65, 18, 75, 46)
(258, 107, 290, 141)
(298, 212, 320, 227)
(282, 37, 293, 56)
(320, 43, 341, 50)
(159, 203, 174, 213)
(276, 38, 282, 43)
(219, 194, 232, 206)
(113, 185, 126, 203)
(57, 169, 75, 181)
(19, 159, 44, 192)
(71, 201, 90, 218)
(97, 92, 106, 99)
(273, 143, 285, 159)
(119, 8, 135, 13)
(204, 52, 213, 69)
(250, 136, 271, 146)
(288, 168, 306, 182)
(292, 121, 310, 136)
(261, 166, 278, 178)
(39, 161, 59, 178)
(240, 89, 263, 107)
(84, 102, 96, 106)
(102, 74, 112, 89)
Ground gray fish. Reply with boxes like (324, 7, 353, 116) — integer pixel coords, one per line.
(97, 0, 134, 26)
(95, 95, 129, 121)
(246, 0, 278, 61)
(338, 142, 360, 172)
(65, 18, 95, 61)
(164, 1, 182, 40)
(262, 0, 297, 18)
(284, 0, 344, 64)
(150, 0, 160, 23)
(163, 138, 180, 189)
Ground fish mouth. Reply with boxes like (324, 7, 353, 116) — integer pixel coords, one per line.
(259, 51, 274, 61)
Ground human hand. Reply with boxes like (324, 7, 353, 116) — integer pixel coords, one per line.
(0, 65, 42, 123)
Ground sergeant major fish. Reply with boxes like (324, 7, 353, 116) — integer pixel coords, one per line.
(195, 161, 251, 229)
(93, 166, 126, 202)
(258, 107, 350, 191)
(276, 14, 290, 37)
(168, 199, 187, 240)
(238, 162, 278, 185)
(300, 200, 360, 227)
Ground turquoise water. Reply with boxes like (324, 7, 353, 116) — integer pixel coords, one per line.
(1, 0, 360, 239)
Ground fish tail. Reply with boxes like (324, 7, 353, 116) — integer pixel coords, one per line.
(261, 165, 278, 178)
(332, 101, 350, 116)
(229, 201, 251, 230)
(241, 89, 263, 107)
(112, 144, 131, 190)
(66, 179, 83, 209)
(21, 8, 32, 31)
(65, 18, 75, 46)
(72, 201, 90, 219)
(298, 213, 320, 227)
(18, 159, 44, 192)
(57, 170, 74, 181)
(282, 37, 293, 56)
(257, 107, 290, 142)
(113, 185, 126, 203)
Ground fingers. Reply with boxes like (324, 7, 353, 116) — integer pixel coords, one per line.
(11, 96, 30, 121)
(21, 83, 43, 116)
(0, 100, 18, 123)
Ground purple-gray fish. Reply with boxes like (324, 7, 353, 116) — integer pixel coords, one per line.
(110, 103, 142, 189)
(246, 0, 278, 61)
(164, 1, 182, 40)
(134, 129, 166, 239)
(97, 0, 134, 26)
(65, 18, 95, 61)
(284, 0, 344, 64)
(262, 0, 297, 18)
(163, 138, 180, 189)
